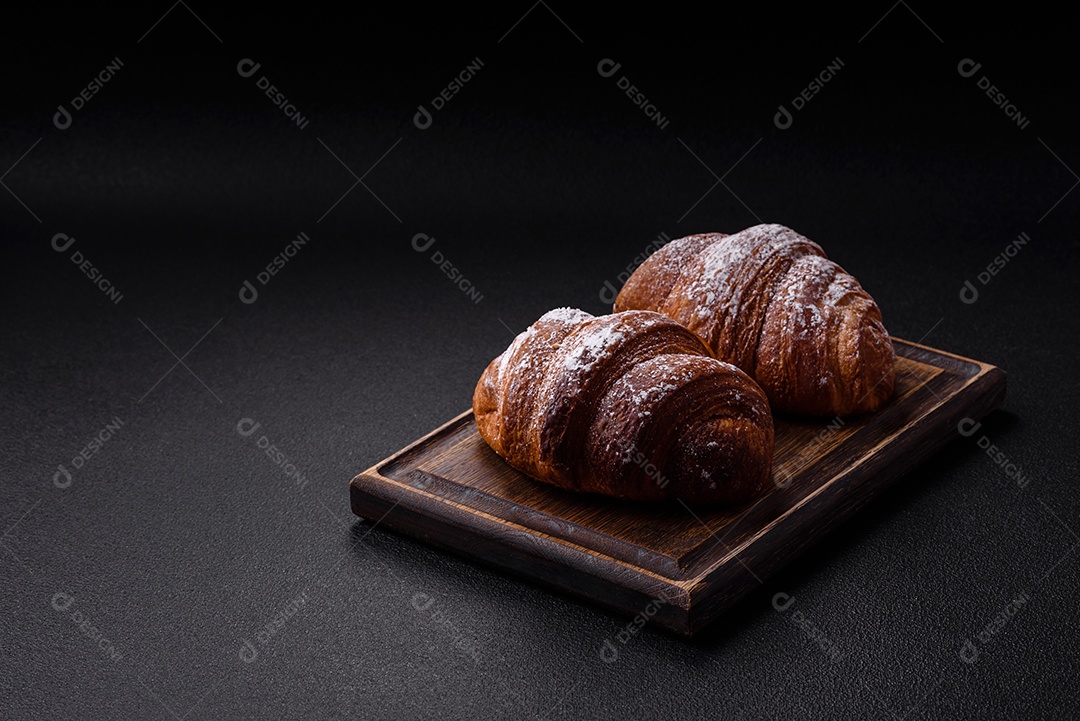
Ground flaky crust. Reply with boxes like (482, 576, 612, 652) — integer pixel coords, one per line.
(615, 224, 896, 416)
(472, 308, 774, 503)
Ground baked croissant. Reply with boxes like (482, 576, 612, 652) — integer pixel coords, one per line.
(472, 308, 774, 503)
(615, 224, 896, 416)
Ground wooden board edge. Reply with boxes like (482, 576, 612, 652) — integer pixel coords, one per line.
(350, 476, 696, 636)
(355, 409, 473, 482)
(684, 362, 1007, 633)
(700, 360, 1007, 580)
(895, 337, 1001, 372)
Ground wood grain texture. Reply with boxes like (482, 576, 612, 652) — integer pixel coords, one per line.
(350, 339, 1006, 636)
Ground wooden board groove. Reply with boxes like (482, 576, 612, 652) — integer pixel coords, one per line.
(350, 338, 1006, 636)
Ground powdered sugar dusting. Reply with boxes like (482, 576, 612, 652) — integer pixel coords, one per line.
(682, 236, 748, 329)
(634, 234, 723, 294)
(604, 354, 709, 464)
(540, 307, 593, 326)
(562, 322, 626, 373)
(497, 307, 594, 384)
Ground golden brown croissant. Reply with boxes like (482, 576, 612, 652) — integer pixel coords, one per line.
(472, 308, 774, 503)
(615, 223, 896, 416)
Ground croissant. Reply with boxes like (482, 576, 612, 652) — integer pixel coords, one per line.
(472, 308, 774, 503)
(615, 224, 896, 416)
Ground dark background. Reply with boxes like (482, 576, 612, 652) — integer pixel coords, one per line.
(2, 4, 1077, 719)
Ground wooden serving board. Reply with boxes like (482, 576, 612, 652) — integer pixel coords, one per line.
(350, 339, 1005, 636)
